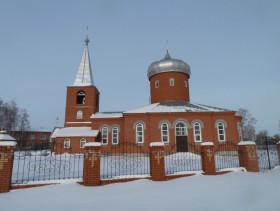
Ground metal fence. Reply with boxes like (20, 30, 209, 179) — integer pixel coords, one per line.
(12, 142, 84, 184)
(100, 142, 150, 180)
(256, 137, 279, 172)
(165, 144, 202, 175)
(215, 142, 240, 171)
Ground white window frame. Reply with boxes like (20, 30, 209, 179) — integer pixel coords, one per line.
(80, 138, 86, 148)
(169, 78, 174, 86)
(193, 122, 202, 142)
(217, 122, 226, 142)
(64, 139, 71, 148)
(136, 123, 144, 144)
(101, 127, 108, 145)
(161, 123, 169, 143)
(76, 110, 83, 119)
(175, 121, 187, 136)
(238, 123, 243, 142)
(112, 127, 119, 145)
(155, 80, 159, 88)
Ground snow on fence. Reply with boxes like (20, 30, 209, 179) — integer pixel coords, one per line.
(12, 149, 84, 185)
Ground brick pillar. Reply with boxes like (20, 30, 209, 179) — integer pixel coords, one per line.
(0, 141, 17, 193)
(277, 142, 280, 165)
(238, 141, 259, 172)
(201, 142, 216, 175)
(150, 143, 166, 181)
(83, 143, 101, 186)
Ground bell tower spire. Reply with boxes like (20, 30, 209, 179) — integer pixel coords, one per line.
(73, 34, 94, 86)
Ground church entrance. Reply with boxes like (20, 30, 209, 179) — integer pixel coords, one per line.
(176, 136, 188, 152)
(175, 121, 188, 152)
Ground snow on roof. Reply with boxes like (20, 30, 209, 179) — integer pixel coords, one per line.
(51, 127, 99, 138)
(124, 101, 232, 114)
(238, 141, 256, 145)
(84, 142, 102, 147)
(201, 142, 214, 146)
(0, 131, 16, 141)
(150, 142, 165, 147)
(91, 112, 123, 119)
(0, 141, 17, 146)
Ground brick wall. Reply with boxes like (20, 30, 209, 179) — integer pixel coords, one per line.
(149, 72, 190, 103)
(0, 144, 16, 193)
(238, 142, 259, 172)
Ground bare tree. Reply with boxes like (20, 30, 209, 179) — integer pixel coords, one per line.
(17, 108, 31, 148)
(256, 130, 268, 140)
(0, 98, 30, 132)
(0, 99, 18, 131)
(17, 108, 31, 132)
(236, 108, 257, 141)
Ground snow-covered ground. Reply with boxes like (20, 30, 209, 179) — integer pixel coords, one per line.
(1, 167, 280, 211)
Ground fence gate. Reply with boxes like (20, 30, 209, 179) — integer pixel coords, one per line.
(256, 137, 279, 172)
(12, 142, 84, 185)
(165, 143, 202, 175)
(100, 142, 150, 180)
(214, 142, 240, 171)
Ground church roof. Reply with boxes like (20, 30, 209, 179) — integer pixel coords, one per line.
(51, 127, 98, 138)
(91, 112, 123, 119)
(147, 51, 191, 79)
(73, 36, 94, 86)
(124, 101, 233, 114)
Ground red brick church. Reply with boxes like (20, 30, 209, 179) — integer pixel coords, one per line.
(51, 36, 242, 153)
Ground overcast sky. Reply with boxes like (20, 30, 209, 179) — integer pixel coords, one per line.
(0, 0, 279, 135)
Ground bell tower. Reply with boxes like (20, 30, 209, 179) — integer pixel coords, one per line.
(64, 36, 100, 127)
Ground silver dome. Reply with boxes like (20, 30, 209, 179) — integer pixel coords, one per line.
(147, 51, 191, 79)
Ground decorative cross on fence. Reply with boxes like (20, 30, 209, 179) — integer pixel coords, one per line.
(0, 153, 9, 170)
(86, 151, 100, 168)
(246, 146, 256, 160)
(206, 149, 213, 162)
(154, 150, 164, 165)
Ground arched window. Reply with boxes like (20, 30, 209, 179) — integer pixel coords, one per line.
(217, 122, 226, 142)
(161, 123, 169, 143)
(112, 127, 119, 145)
(76, 91, 85, 104)
(184, 80, 188, 88)
(76, 110, 83, 119)
(193, 122, 202, 142)
(169, 78, 174, 86)
(175, 122, 187, 136)
(136, 123, 144, 144)
(155, 80, 159, 88)
(80, 138, 86, 148)
(64, 139, 71, 148)
(101, 127, 108, 145)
